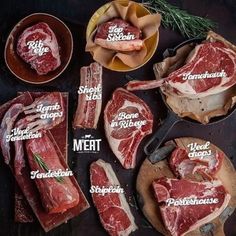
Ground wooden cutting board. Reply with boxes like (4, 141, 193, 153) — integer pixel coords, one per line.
(136, 137, 236, 236)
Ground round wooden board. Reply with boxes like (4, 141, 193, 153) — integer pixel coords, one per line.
(136, 137, 236, 236)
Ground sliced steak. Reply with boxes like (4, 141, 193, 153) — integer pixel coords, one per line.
(127, 41, 236, 98)
(104, 88, 153, 169)
(95, 18, 143, 51)
(26, 133, 80, 214)
(153, 177, 231, 236)
(17, 22, 61, 75)
(73, 62, 102, 129)
(90, 159, 137, 236)
(169, 147, 224, 179)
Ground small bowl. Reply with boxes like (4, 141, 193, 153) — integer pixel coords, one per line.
(86, 1, 159, 72)
(5, 13, 73, 84)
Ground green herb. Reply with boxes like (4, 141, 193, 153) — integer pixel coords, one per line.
(142, 0, 216, 38)
(33, 153, 64, 183)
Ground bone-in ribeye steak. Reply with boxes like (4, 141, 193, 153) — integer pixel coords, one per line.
(153, 177, 231, 236)
(127, 41, 236, 98)
(17, 22, 61, 75)
(73, 62, 102, 129)
(95, 18, 143, 51)
(104, 88, 153, 169)
(90, 159, 137, 236)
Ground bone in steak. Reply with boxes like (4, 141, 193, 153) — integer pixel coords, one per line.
(0, 103, 24, 164)
(153, 177, 231, 236)
(17, 22, 61, 75)
(90, 159, 137, 236)
(95, 18, 143, 51)
(26, 133, 80, 214)
(73, 62, 102, 129)
(169, 147, 224, 180)
(104, 88, 153, 169)
(127, 41, 236, 98)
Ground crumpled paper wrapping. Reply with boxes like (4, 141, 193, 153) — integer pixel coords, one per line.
(86, 0, 161, 69)
(153, 31, 236, 124)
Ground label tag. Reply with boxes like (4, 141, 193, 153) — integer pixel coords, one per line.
(90, 185, 124, 196)
(27, 40, 49, 56)
(6, 127, 42, 142)
(36, 102, 63, 121)
(187, 141, 212, 160)
(182, 70, 227, 81)
(106, 24, 135, 42)
(166, 197, 219, 206)
(78, 84, 102, 101)
(73, 135, 101, 153)
(111, 112, 146, 129)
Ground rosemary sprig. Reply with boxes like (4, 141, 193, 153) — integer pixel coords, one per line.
(142, 0, 216, 38)
(33, 153, 64, 183)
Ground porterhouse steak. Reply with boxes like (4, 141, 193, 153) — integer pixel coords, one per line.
(17, 22, 61, 75)
(90, 159, 137, 236)
(127, 41, 236, 98)
(152, 177, 231, 236)
(95, 18, 143, 51)
(104, 88, 153, 169)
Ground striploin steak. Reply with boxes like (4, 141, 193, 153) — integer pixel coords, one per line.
(90, 159, 137, 236)
(104, 88, 153, 169)
(17, 22, 61, 75)
(127, 41, 236, 98)
(153, 177, 231, 236)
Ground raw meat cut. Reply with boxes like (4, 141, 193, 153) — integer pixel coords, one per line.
(152, 177, 231, 236)
(90, 159, 137, 236)
(23, 92, 65, 133)
(104, 88, 153, 169)
(73, 62, 102, 129)
(17, 22, 61, 75)
(26, 133, 80, 214)
(126, 41, 236, 98)
(169, 147, 224, 179)
(0, 103, 24, 164)
(95, 18, 143, 51)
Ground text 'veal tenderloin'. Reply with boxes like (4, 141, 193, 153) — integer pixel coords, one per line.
(187, 141, 212, 159)
(90, 185, 124, 196)
(111, 112, 146, 129)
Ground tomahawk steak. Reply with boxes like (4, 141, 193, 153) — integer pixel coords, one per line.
(90, 159, 137, 236)
(104, 88, 153, 169)
(95, 18, 143, 51)
(153, 177, 231, 236)
(17, 22, 61, 75)
(127, 41, 236, 98)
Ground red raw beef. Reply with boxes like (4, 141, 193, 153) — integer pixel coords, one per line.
(169, 147, 224, 179)
(73, 62, 102, 129)
(152, 177, 231, 236)
(95, 18, 143, 51)
(104, 88, 153, 169)
(90, 159, 137, 236)
(26, 133, 80, 214)
(17, 22, 61, 75)
(126, 41, 236, 98)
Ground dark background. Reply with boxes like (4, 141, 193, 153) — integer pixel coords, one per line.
(0, 0, 236, 236)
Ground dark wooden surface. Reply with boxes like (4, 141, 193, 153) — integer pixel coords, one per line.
(0, 0, 236, 236)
